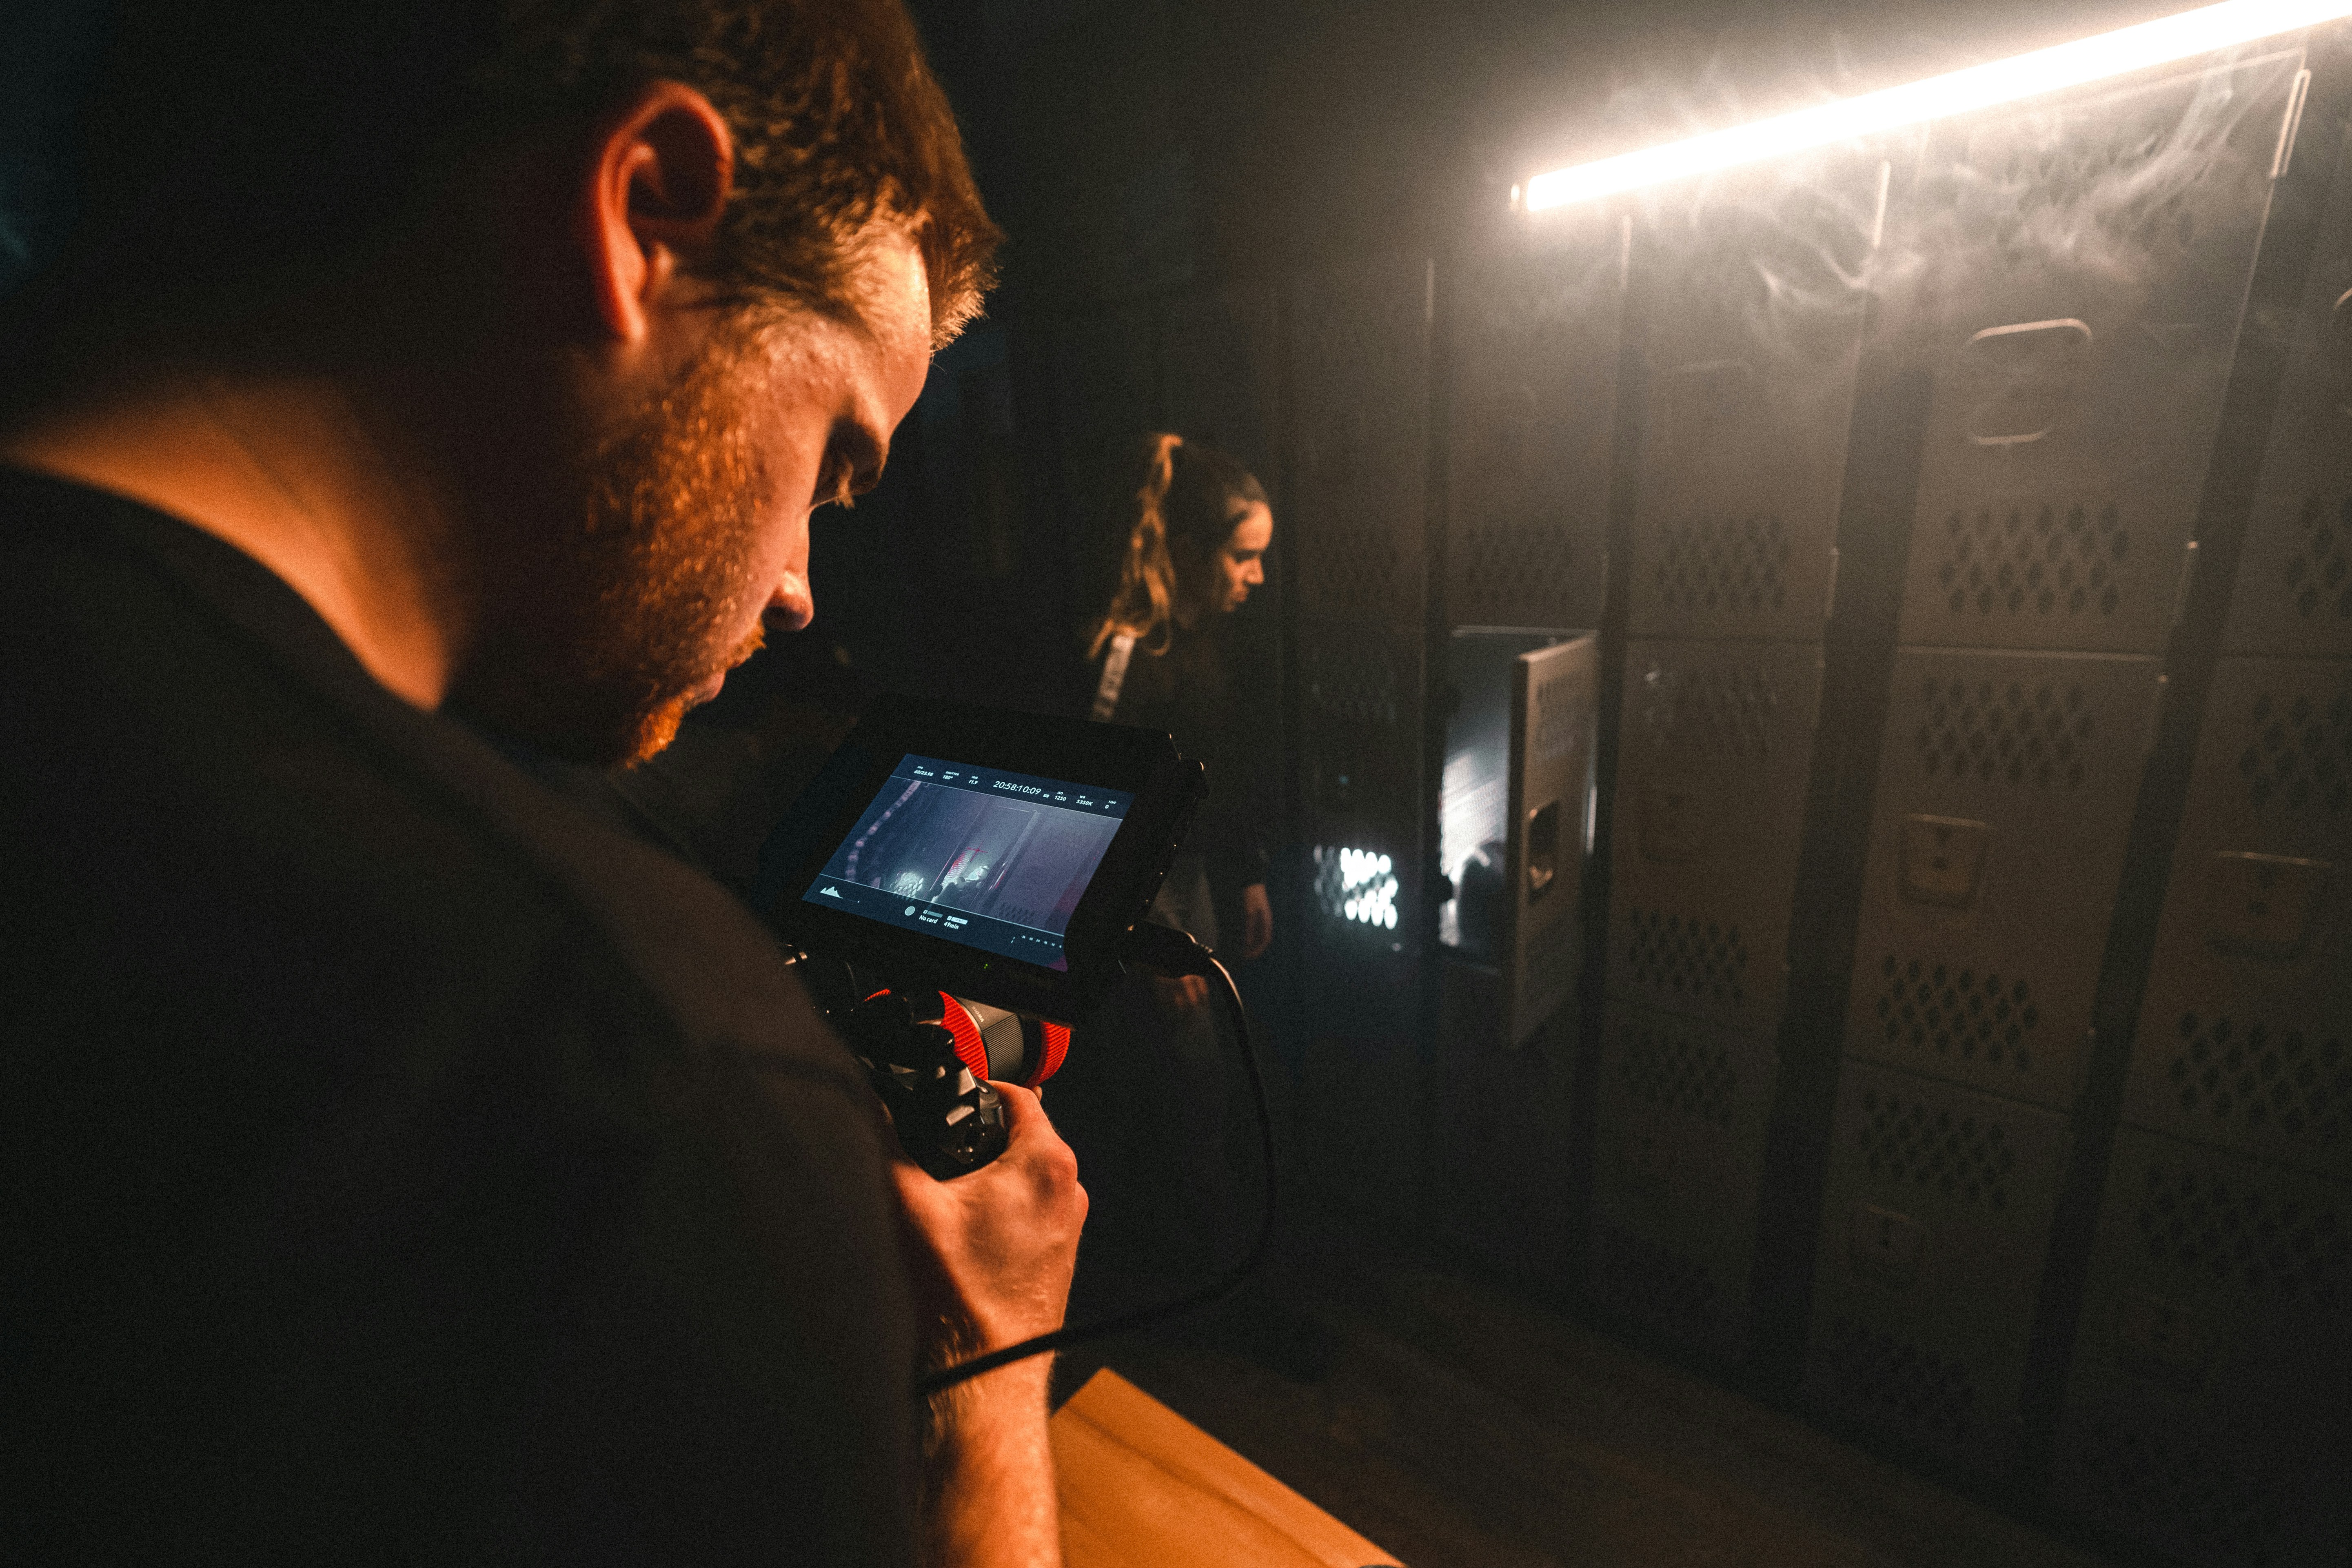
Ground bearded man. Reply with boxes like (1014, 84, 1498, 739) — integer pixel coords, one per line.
(0, 3, 1082, 1564)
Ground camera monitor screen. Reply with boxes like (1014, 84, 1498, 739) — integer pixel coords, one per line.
(801, 755, 1134, 972)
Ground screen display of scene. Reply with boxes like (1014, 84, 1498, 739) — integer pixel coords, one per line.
(803, 755, 1133, 971)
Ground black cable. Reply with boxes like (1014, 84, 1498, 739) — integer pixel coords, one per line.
(917, 929, 1278, 1398)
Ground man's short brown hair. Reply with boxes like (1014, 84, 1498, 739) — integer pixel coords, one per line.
(14, 0, 997, 357)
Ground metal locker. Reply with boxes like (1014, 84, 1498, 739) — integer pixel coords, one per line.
(1587, 1000, 1780, 1364)
(1300, 619, 1421, 916)
(1801, 1059, 2073, 1477)
(2126, 656, 2352, 1180)
(1290, 252, 1433, 954)
(1287, 257, 1433, 632)
(1625, 150, 1878, 643)
(1510, 640, 1598, 1040)
(1287, 257, 1433, 1220)
(1888, 51, 2304, 656)
(2049, 1125, 2351, 1568)
(1606, 638, 1825, 1033)
(1158, 283, 1282, 483)
(2224, 123, 2352, 661)
(1448, 231, 1624, 631)
(1845, 648, 2164, 1110)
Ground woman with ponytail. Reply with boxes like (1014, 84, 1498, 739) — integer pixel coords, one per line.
(1085, 432, 1275, 972)
(1050, 433, 1292, 1352)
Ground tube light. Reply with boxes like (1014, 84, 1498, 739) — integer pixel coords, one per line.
(1524, 0, 2348, 210)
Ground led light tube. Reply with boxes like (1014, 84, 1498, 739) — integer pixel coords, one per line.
(1524, 0, 2350, 210)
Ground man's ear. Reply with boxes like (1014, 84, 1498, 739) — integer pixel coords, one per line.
(581, 82, 734, 346)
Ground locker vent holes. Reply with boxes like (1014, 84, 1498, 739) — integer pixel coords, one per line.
(1312, 846, 1400, 931)
(2280, 491, 2351, 625)
(1817, 1315, 1976, 1447)
(2064, 1411, 2288, 1568)
(1619, 906, 1748, 1009)
(2168, 1014, 2347, 1157)
(2237, 683, 2351, 816)
(1916, 676, 2092, 790)
(1301, 534, 1402, 619)
(1636, 662, 1779, 761)
(1651, 514, 1788, 616)
(1984, 104, 2205, 273)
(1857, 1085, 2016, 1209)
(1615, 1018, 1737, 1128)
(2133, 1161, 2347, 1311)
(1875, 955, 2040, 1075)
(1936, 503, 2128, 619)
(1304, 652, 1398, 729)
(1457, 520, 1582, 622)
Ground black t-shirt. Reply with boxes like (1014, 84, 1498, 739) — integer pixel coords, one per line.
(1096, 621, 1269, 900)
(0, 471, 920, 1566)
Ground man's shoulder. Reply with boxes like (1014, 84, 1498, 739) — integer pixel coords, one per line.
(0, 468, 854, 1097)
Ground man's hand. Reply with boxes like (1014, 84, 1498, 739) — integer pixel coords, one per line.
(892, 1085, 1081, 1568)
(891, 1082, 1086, 1360)
(1239, 883, 1273, 961)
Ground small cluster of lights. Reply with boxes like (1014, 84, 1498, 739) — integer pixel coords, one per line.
(1325, 846, 1399, 929)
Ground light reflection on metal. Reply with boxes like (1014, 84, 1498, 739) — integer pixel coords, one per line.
(1313, 845, 1400, 930)
(1524, 0, 2352, 211)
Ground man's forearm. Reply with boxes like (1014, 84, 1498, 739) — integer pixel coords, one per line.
(923, 1361, 1063, 1568)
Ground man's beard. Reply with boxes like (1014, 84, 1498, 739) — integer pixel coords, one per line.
(445, 321, 777, 769)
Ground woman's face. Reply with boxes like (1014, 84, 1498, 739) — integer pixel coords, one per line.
(1208, 502, 1273, 613)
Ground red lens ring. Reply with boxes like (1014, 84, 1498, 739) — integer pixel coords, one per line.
(1032, 1020, 1071, 1086)
(936, 994, 991, 1081)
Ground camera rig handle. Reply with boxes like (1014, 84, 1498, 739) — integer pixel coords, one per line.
(795, 925, 1201, 1184)
(837, 987, 1010, 1181)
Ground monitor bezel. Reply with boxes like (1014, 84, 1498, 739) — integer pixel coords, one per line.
(755, 695, 1203, 1020)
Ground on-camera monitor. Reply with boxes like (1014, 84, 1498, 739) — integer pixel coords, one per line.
(802, 754, 1134, 971)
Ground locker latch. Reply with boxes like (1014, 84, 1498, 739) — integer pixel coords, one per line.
(1899, 815, 1989, 908)
(2201, 851, 2332, 960)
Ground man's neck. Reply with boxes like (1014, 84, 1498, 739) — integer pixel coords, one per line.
(3, 372, 462, 709)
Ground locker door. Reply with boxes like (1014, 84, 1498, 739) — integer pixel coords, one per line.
(2225, 122, 2352, 659)
(2126, 656, 2352, 1179)
(1625, 153, 1878, 644)
(2050, 1127, 2352, 1568)
(1845, 649, 2163, 1111)
(1607, 639, 1825, 1033)
(1891, 52, 2305, 657)
(1801, 1060, 2073, 1477)
(1588, 1002, 1779, 1364)
(1502, 639, 1598, 1042)
(1448, 233, 1624, 632)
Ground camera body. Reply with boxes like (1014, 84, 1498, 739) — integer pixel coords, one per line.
(754, 696, 1205, 1175)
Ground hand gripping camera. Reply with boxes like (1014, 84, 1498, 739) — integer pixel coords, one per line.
(754, 695, 1205, 1179)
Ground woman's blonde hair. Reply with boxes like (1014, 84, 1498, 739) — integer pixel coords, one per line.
(1087, 433, 1267, 659)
